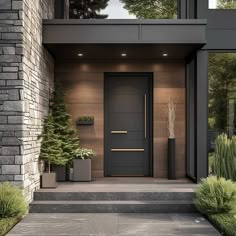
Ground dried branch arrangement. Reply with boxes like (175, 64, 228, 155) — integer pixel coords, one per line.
(167, 99, 176, 139)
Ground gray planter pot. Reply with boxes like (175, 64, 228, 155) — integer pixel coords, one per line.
(73, 159, 91, 182)
(41, 172, 57, 188)
(51, 165, 66, 182)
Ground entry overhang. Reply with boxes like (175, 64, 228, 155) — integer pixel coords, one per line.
(43, 19, 206, 44)
(42, 19, 207, 60)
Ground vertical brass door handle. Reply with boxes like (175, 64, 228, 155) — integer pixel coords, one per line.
(144, 94, 147, 139)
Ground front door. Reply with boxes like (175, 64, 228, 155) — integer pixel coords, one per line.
(105, 73, 152, 176)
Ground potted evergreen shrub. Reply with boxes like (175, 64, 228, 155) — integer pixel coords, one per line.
(51, 82, 80, 181)
(73, 148, 95, 182)
(167, 99, 176, 180)
(39, 114, 67, 188)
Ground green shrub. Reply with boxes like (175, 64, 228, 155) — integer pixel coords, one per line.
(75, 148, 96, 160)
(0, 182, 28, 218)
(0, 217, 18, 236)
(212, 133, 236, 181)
(195, 176, 236, 214)
(208, 213, 236, 236)
(209, 152, 215, 174)
(78, 116, 94, 122)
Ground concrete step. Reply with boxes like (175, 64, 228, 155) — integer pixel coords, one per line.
(33, 191, 195, 201)
(29, 200, 197, 213)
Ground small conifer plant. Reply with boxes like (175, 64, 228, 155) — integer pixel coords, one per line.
(51, 82, 80, 165)
(39, 113, 66, 172)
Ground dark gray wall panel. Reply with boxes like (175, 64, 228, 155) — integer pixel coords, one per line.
(207, 10, 236, 29)
(196, 0, 208, 19)
(186, 58, 196, 180)
(179, 0, 187, 19)
(205, 29, 236, 50)
(43, 20, 206, 45)
(196, 50, 208, 181)
(187, 0, 196, 19)
(141, 25, 205, 43)
(43, 25, 139, 43)
(194, 6, 236, 50)
(54, 0, 69, 19)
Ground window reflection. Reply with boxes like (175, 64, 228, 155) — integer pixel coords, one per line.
(208, 53, 236, 174)
(209, 0, 236, 9)
(69, 0, 177, 19)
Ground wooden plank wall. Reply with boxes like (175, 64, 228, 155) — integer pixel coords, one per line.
(56, 60, 186, 178)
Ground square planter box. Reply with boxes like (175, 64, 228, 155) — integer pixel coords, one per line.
(76, 120, 94, 125)
(51, 165, 66, 182)
(73, 159, 91, 182)
(41, 172, 57, 188)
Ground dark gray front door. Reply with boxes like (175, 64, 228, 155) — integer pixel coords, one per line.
(105, 73, 152, 176)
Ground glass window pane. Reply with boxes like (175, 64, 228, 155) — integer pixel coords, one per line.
(69, 0, 178, 19)
(208, 53, 236, 175)
(209, 0, 236, 9)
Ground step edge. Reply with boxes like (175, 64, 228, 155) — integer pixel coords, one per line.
(30, 200, 195, 204)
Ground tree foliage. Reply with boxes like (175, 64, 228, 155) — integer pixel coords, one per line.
(39, 114, 66, 169)
(51, 82, 80, 165)
(208, 53, 236, 134)
(217, 0, 236, 9)
(120, 0, 177, 19)
(69, 0, 109, 19)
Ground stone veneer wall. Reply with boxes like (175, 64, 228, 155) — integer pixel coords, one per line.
(0, 0, 54, 201)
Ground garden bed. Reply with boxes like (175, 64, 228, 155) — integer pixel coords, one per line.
(0, 217, 20, 236)
(208, 213, 236, 236)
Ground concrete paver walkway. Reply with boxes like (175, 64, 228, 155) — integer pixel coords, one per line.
(7, 213, 221, 236)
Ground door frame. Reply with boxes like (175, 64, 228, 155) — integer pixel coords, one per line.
(104, 72, 153, 177)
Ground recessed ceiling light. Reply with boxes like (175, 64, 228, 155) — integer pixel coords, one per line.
(163, 53, 168, 57)
(121, 53, 127, 57)
(78, 53, 83, 57)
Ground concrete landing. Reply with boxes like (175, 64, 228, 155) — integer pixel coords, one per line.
(37, 177, 196, 192)
(7, 213, 220, 236)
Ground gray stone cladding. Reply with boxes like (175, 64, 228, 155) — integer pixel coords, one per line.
(0, 0, 55, 201)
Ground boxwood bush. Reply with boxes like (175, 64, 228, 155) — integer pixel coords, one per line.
(195, 176, 236, 214)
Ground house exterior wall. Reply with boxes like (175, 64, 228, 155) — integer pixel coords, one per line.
(0, 0, 54, 201)
(56, 60, 186, 178)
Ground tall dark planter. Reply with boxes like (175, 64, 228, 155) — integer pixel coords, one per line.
(51, 165, 66, 182)
(168, 138, 176, 180)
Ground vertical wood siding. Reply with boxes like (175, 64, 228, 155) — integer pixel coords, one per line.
(56, 60, 185, 178)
